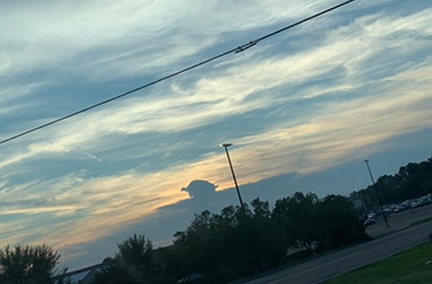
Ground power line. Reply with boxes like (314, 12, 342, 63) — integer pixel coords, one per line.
(0, 0, 358, 146)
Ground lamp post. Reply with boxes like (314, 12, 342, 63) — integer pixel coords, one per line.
(364, 159, 389, 227)
(358, 191, 368, 216)
(220, 143, 246, 215)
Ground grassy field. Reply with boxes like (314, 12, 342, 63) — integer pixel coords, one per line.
(323, 241, 432, 284)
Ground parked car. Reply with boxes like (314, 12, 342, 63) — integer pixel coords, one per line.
(393, 205, 406, 213)
(367, 212, 377, 219)
(384, 208, 393, 215)
(364, 218, 376, 226)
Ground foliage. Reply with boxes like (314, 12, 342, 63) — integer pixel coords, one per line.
(164, 194, 365, 283)
(165, 201, 284, 283)
(0, 244, 61, 284)
(272, 192, 321, 253)
(272, 193, 369, 253)
(92, 234, 170, 284)
(358, 155, 432, 205)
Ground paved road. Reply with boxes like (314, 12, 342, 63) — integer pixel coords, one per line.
(245, 220, 432, 284)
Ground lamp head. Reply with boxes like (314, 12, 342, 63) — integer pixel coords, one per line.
(219, 143, 233, 148)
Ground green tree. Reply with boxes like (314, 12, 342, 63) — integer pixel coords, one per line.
(92, 234, 164, 284)
(360, 155, 432, 205)
(272, 192, 368, 254)
(0, 244, 62, 284)
(168, 200, 286, 283)
(317, 194, 369, 251)
(272, 192, 320, 253)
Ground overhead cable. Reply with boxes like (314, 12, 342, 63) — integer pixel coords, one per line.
(0, 0, 357, 146)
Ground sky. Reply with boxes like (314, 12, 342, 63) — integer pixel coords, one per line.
(0, 0, 431, 271)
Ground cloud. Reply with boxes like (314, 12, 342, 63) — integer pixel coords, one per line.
(2, 5, 431, 170)
(181, 180, 218, 199)
(0, 0, 431, 270)
(0, 0, 345, 80)
(0, 83, 45, 116)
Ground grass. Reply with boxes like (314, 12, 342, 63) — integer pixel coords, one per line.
(323, 241, 432, 284)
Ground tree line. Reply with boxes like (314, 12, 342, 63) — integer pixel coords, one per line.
(0, 192, 368, 284)
(90, 192, 368, 283)
(1, 155, 431, 283)
(156, 193, 368, 283)
(356, 155, 432, 207)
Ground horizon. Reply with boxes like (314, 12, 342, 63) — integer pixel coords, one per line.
(0, 0, 431, 270)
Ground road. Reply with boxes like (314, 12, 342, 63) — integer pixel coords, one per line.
(245, 220, 432, 284)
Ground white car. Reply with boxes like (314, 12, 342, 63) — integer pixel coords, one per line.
(364, 218, 376, 226)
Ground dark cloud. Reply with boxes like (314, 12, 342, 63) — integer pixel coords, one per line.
(181, 179, 218, 199)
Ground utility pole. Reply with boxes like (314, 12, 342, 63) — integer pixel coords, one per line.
(358, 191, 368, 215)
(220, 143, 246, 215)
(364, 159, 389, 227)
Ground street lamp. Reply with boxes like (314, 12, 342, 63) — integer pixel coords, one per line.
(364, 159, 389, 227)
(220, 143, 246, 215)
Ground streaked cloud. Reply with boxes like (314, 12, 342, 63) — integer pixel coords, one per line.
(0, 0, 431, 269)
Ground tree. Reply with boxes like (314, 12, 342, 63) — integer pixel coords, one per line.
(317, 195, 369, 251)
(92, 234, 166, 284)
(272, 192, 368, 254)
(272, 192, 321, 253)
(246, 198, 287, 268)
(167, 200, 286, 283)
(0, 244, 62, 284)
(354, 155, 432, 206)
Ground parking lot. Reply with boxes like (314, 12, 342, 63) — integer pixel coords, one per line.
(366, 202, 432, 238)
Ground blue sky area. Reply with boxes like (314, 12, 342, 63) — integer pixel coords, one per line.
(0, 0, 431, 270)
